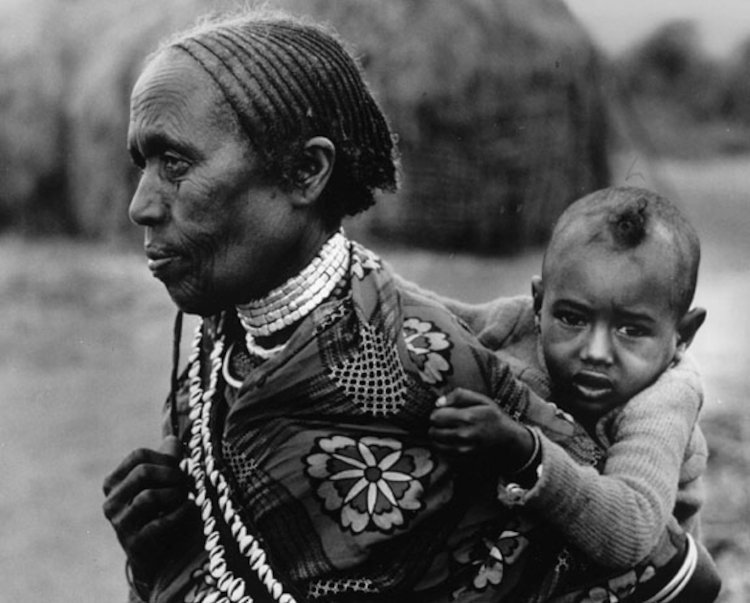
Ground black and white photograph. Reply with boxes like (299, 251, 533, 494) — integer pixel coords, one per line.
(1, 1, 748, 601)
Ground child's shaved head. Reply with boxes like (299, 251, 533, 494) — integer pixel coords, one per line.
(543, 187, 701, 316)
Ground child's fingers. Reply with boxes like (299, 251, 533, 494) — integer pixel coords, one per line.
(430, 407, 470, 427)
(428, 425, 453, 442)
(429, 426, 466, 446)
(437, 388, 494, 409)
(429, 427, 476, 455)
(432, 442, 474, 456)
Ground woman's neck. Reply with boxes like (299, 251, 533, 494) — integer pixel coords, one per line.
(235, 229, 349, 354)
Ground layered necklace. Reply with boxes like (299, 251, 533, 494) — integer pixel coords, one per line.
(180, 232, 350, 602)
(235, 230, 349, 359)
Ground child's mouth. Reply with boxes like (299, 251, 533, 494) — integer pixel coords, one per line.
(572, 371, 614, 400)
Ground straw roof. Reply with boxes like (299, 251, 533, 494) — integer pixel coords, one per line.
(0, 0, 610, 250)
(307, 0, 611, 251)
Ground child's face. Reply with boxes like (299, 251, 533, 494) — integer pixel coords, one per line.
(534, 244, 690, 423)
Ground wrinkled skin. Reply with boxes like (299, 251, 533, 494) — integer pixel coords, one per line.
(126, 49, 331, 316)
(104, 48, 335, 588)
(102, 437, 197, 585)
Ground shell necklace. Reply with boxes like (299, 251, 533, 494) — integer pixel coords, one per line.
(180, 318, 297, 603)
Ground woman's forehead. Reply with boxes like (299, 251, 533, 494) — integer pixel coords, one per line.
(132, 51, 214, 112)
(129, 51, 238, 145)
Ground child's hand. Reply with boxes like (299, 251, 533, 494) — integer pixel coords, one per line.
(429, 388, 535, 473)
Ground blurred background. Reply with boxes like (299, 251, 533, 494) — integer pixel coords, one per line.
(1, 0, 748, 600)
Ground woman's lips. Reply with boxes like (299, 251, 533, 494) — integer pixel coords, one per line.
(147, 256, 177, 272)
(144, 248, 181, 276)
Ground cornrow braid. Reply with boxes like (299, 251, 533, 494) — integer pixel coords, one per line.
(167, 12, 398, 225)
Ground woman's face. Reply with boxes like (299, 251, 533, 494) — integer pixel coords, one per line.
(127, 51, 315, 315)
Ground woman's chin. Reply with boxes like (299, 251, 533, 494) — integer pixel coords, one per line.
(166, 285, 219, 317)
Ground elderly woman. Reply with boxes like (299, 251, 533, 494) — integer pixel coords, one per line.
(102, 10, 718, 603)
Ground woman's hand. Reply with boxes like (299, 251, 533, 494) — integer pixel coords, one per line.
(102, 436, 197, 585)
(429, 388, 535, 474)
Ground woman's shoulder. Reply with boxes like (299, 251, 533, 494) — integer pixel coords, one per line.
(393, 273, 534, 341)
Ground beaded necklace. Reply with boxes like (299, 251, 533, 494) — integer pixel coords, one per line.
(236, 230, 349, 345)
(180, 319, 297, 603)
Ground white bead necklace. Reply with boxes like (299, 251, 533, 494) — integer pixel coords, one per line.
(235, 230, 349, 350)
(180, 319, 297, 603)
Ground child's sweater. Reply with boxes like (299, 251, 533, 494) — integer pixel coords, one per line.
(436, 292, 707, 568)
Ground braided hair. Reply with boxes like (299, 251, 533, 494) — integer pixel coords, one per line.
(152, 9, 399, 227)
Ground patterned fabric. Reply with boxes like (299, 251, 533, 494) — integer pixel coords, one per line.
(148, 241, 700, 603)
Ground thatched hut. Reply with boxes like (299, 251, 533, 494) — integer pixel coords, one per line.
(302, 0, 611, 252)
(0, 0, 610, 251)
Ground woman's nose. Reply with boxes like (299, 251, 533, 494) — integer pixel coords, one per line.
(128, 173, 169, 226)
(580, 325, 613, 366)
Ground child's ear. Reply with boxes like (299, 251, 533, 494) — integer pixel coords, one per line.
(674, 307, 707, 361)
(531, 276, 544, 315)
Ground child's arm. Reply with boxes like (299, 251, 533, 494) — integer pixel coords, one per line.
(392, 272, 534, 351)
(674, 424, 708, 536)
(429, 387, 537, 476)
(430, 357, 704, 569)
(524, 357, 704, 568)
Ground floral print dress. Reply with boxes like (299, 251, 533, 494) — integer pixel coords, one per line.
(152, 242, 700, 603)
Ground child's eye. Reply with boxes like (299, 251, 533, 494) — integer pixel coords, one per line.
(617, 324, 648, 338)
(556, 311, 586, 328)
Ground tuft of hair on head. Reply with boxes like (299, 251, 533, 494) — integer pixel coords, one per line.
(607, 195, 649, 248)
(546, 186, 702, 316)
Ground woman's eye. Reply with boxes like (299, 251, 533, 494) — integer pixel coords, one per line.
(162, 154, 190, 179)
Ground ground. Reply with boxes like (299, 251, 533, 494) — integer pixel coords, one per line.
(1, 154, 748, 601)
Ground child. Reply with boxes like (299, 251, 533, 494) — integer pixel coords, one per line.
(429, 186, 716, 600)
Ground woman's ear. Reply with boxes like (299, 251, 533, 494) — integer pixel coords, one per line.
(673, 307, 707, 361)
(293, 136, 335, 207)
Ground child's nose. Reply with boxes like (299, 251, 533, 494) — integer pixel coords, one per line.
(580, 325, 614, 366)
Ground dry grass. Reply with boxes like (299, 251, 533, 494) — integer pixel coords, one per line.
(1, 155, 748, 602)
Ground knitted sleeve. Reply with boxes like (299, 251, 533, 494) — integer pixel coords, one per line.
(390, 272, 532, 349)
(524, 356, 704, 569)
(674, 425, 708, 538)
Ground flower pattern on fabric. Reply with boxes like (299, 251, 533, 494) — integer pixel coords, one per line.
(403, 317, 453, 385)
(305, 435, 434, 534)
(451, 525, 530, 596)
(579, 565, 656, 603)
(351, 245, 382, 280)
